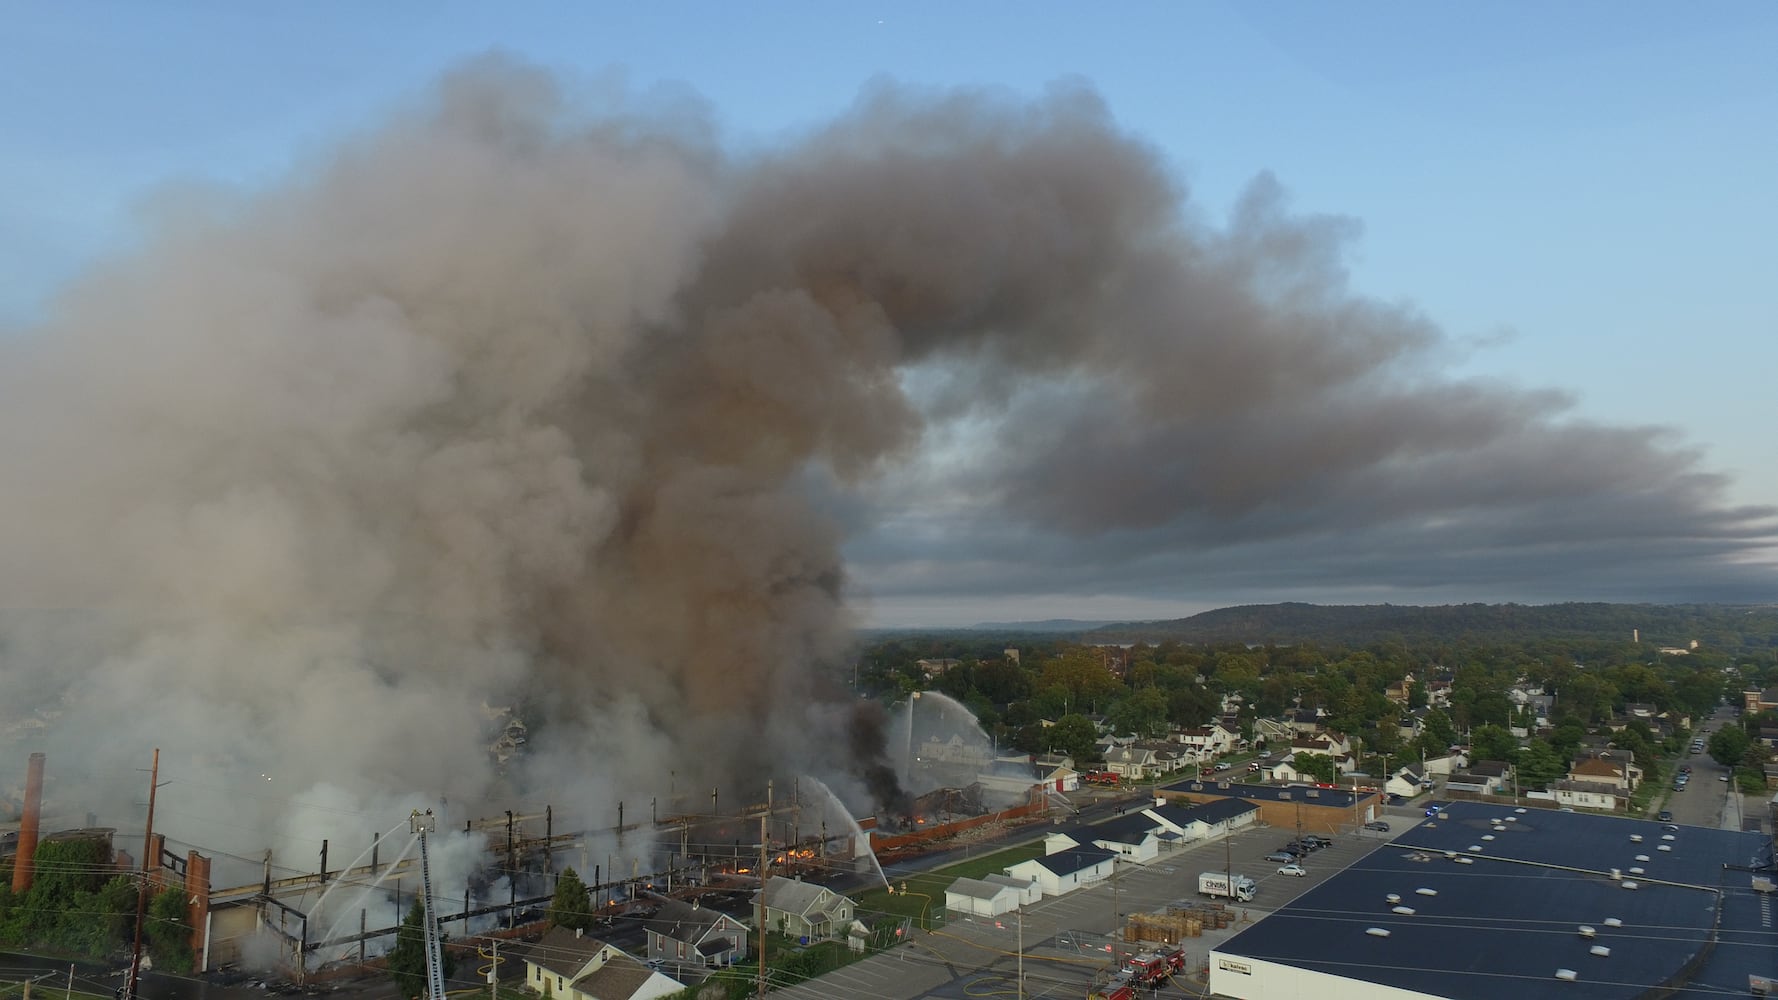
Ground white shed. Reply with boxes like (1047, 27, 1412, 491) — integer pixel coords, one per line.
(945, 876, 1022, 917)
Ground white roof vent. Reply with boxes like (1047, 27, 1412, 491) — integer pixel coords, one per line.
(1385, 893, 1402, 905)
(1454, 856, 1474, 865)
(1609, 868, 1621, 880)
(1515, 808, 1527, 814)
(1634, 854, 1650, 863)
(1603, 917, 1623, 928)
(1366, 927, 1391, 938)
(1392, 905, 1416, 915)
(1630, 835, 1643, 843)
(1506, 815, 1519, 822)
(1555, 969, 1578, 981)
(1482, 834, 1496, 841)
(1468, 844, 1484, 852)
(1416, 888, 1438, 896)
(1589, 945, 1610, 957)
(1657, 845, 1672, 852)
(1621, 880, 1639, 890)
(1578, 926, 1596, 938)
(1661, 834, 1675, 842)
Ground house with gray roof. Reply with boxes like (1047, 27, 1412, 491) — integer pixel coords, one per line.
(643, 897, 747, 968)
(521, 926, 682, 1000)
(762, 876, 856, 943)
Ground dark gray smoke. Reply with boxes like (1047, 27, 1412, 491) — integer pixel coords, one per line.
(0, 59, 1769, 854)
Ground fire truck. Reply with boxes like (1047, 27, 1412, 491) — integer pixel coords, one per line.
(1124, 947, 1185, 987)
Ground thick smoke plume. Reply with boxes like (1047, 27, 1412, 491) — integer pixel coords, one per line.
(0, 59, 1770, 859)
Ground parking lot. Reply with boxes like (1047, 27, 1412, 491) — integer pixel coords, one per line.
(772, 816, 1415, 1000)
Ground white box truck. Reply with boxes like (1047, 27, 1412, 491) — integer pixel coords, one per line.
(1198, 871, 1256, 901)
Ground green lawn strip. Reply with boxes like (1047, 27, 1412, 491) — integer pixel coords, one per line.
(852, 843, 1044, 930)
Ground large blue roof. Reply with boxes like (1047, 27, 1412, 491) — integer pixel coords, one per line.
(1213, 801, 1775, 999)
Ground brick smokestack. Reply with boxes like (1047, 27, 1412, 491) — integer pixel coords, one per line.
(184, 850, 211, 967)
(11, 752, 45, 893)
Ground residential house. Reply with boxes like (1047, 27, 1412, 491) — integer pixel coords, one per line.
(921, 735, 994, 768)
(916, 658, 960, 678)
(1103, 745, 1161, 781)
(1385, 768, 1427, 799)
(1744, 687, 1778, 714)
(522, 927, 682, 1000)
(1004, 844, 1117, 898)
(1133, 740, 1191, 774)
(762, 876, 855, 943)
(1251, 717, 1295, 748)
(1567, 752, 1640, 792)
(1396, 708, 1431, 744)
(981, 873, 1042, 906)
(643, 898, 747, 969)
(1172, 724, 1237, 758)
(1284, 707, 1324, 733)
(1548, 780, 1625, 811)
(1420, 752, 1469, 777)
(1385, 674, 1416, 705)
(944, 876, 1022, 917)
(1757, 727, 1778, 750)
(1424, 675, 1454, 707)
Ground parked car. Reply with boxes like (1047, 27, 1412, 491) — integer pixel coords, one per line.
(1301, 835, 1331, 849)
(1264, 851, 1297, 863)
(1424, 804, 1443, 817)
(1364, 821, 1391, 832)
(1657, 810, 1673, 822)
(1277, 863, 1307, 877)
(1718, 774, 1730, 782)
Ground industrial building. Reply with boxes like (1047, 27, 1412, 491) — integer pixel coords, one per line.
(1161, 777, 1381, 834)
(1210, 800, 1778, 999)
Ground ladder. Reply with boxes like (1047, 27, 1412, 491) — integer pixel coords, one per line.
(411, 810, 447, 1000)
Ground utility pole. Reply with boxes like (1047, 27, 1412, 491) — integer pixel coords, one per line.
(127, 748, 164, 1000)
(756, 780, 772, 1000)
(488, 938, 499, 1000)
(1016, 907, 1024, 999)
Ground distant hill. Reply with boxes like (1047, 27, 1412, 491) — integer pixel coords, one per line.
(964, 618, 1119, 633)
(1083, 602, 1778, 650)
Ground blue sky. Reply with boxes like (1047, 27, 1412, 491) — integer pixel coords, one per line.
(4, 2, 1775, 626)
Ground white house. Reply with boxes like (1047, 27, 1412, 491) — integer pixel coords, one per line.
(1385, 768, 1427, 799)
(1143, 799, 1259, 843)
(1420, 752, 1469, 776)
(1082, 814, 1163, 863)
(1171, 724, 1237, 757)
(523, 927, 682, 1000)
(1005, 845, 1117, 898)
(944, 876, 1023, 917)
(1549, 780, 1625, 811)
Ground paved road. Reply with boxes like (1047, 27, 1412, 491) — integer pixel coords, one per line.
(771, 820, 1410, 1000)
(1658, 707, 1746, 833)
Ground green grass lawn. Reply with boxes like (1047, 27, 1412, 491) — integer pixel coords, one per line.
(851, 842, 1043, 930)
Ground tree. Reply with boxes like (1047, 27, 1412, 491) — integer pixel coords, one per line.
(1293, 754, 1336, 783)
(1708, 726, 1751, 769)
(387, 898, 456, 999)
(1515, 740, 1566, 791)
(1470, 725, 1519, 764)
(549, 867, 595, 931)
(1047, 714, 1101, 763)
(1107, 688, 1169, 738)
(1420, 709, 1456, 751)
(147, 886, 195, 974)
